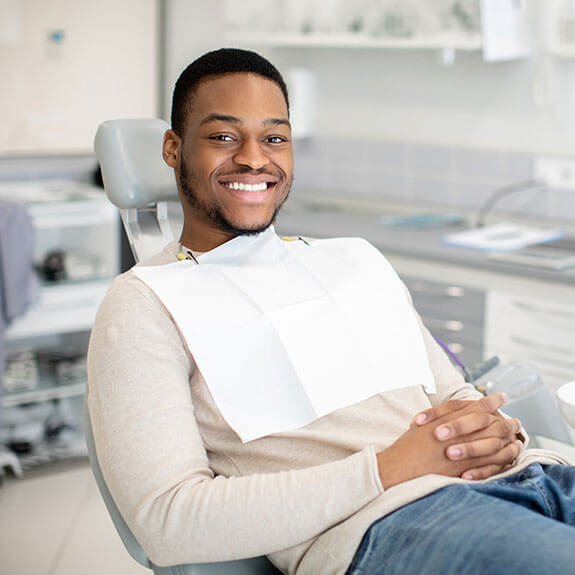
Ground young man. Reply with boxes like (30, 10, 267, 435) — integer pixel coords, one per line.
(87, 49, 574, 575)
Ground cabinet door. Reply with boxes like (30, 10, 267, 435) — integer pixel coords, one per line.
(485, 290, 575, 392)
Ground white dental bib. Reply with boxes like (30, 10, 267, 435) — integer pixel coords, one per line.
(133, 228, 435, 442)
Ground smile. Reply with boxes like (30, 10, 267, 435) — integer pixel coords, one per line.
(221, 181, 271, 192)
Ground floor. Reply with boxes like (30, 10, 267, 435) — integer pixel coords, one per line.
(0, 459, 148, 575)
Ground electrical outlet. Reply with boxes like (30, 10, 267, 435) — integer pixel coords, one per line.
(534, 157, 575, 191)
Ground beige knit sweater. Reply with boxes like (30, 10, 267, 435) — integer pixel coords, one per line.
(86, 241, 569, 575)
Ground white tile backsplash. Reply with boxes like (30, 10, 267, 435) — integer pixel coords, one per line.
(294, 137, 575, 222)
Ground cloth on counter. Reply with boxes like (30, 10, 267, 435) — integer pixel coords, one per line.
(0, 199, 38, 383)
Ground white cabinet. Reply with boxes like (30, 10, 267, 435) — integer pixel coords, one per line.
(389, 253, 575, 393)
(1, 181, 119, 468)
(485, 290, 575, 392)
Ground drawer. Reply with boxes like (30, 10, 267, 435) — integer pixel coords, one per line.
(487, 291, 575, 335)
(419, 314, 484, 347)
(486, 291, 575, 381)
(487, 331, 575, 371)
(403, 276, 484, 322)
(433, 333, 483, 368)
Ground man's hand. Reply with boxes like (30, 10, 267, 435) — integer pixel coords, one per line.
(414, 393, 523, 479)
(377, 393, 523, 489)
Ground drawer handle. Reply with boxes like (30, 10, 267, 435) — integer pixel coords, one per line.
(446, 342, 464, 354)
(512, 300, 575, 320)
(510, 334, 574, 357)
(425, 318, 464, 332)
(409, 282, 465, 298)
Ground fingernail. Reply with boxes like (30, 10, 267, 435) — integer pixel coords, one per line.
(448, 446, 463, 459)
(462, 472, 475, 480)
(414, 413, 427, 425)
(436, 426, 451, 440)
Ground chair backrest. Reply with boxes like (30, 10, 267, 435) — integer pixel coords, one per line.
(94, 118, 183, 262)
(84, 401, 280, 574)
(89, 118, 281, 575)
(84, 403, 152, 568)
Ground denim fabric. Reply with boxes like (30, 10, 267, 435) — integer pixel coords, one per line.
(347, 464, 575, 575)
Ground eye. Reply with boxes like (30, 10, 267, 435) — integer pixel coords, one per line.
(264, 136, 288, 144)
(209, 134, 235, 142)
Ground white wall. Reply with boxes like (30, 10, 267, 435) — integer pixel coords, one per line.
(164, 0, 575, 156)
(271, 48, 575, 155)
(0, 0, 158, 154)
(163, 0, 223, 122)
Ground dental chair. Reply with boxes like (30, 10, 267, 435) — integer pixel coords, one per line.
(89, 119, 573, 574)
(89, 118, 281, 575)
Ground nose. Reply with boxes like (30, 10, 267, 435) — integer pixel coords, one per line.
(233, 138, 269, 170)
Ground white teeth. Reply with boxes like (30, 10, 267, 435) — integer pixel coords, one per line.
(224, 182, 268, 192)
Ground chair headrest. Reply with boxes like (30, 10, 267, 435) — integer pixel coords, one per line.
(94, 119, 178, 209)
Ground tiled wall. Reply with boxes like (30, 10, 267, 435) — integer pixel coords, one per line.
(1, 141, 574, 223)
(293, 138, 575, 223)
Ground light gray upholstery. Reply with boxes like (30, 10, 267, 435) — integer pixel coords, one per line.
(94, 119, 183, 262)
(94, 118, 177, 209)
(89, 119, 282, 574)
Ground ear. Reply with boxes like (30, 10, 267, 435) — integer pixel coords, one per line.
(163, 129, 181, 168)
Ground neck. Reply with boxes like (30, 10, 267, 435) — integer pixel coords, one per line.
(179, 223, 237, 253)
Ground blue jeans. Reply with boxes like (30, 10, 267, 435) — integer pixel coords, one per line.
(347, 464, 575, 575)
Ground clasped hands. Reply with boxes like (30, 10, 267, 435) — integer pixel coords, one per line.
(377, 393, 524, 489)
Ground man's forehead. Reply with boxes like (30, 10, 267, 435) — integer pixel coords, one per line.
(188, 73, 288, 122)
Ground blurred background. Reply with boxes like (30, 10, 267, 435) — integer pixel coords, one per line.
(1, 1, 575, 574)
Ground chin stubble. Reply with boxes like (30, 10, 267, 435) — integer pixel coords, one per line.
(179, 159, 292, 236)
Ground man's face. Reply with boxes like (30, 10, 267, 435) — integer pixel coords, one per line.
(163, 73, 293, 251)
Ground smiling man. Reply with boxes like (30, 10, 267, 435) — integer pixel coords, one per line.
(87, 49, 575, 575)
(163, 57, 293, 251)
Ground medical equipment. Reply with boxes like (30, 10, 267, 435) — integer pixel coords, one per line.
(474, 361, 573, 446)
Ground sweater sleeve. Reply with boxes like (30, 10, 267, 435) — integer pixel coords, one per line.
(86, 273, 382, 567)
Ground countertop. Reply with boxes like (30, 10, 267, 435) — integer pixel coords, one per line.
(275, 191, 575, 287)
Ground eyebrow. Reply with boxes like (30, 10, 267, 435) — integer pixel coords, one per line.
(200, 113, 290, 128)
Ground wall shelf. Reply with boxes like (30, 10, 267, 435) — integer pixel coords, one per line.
(1, 380, 85, 408)
(226, 31, 482, 52)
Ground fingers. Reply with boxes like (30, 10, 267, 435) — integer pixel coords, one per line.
(444, 418, 523, 459)
(461, 464, 504, 481)
(459, 440, 523, 480)
(433, 394, 511, 441)
(445, 423, 521, 459)
(412, 398, 471, 425)
(413, 393, 508, 427)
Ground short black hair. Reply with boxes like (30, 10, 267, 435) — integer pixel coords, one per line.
(170, 48, 290, 136)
